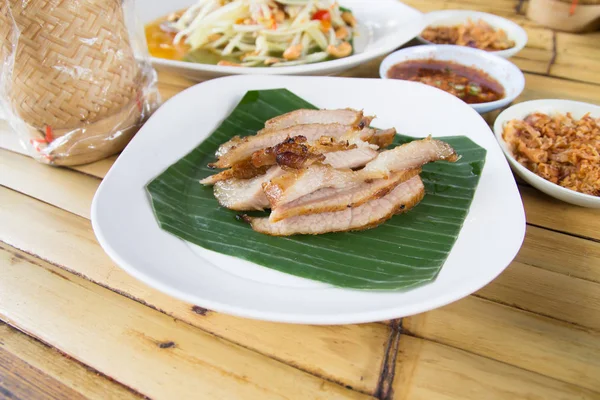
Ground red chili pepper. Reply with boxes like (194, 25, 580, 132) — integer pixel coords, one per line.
(45, 125, 54, 142)
(311, 9, 331, 21)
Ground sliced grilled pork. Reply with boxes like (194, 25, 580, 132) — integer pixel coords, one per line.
(362, 136, 458, 176)
(259, 109, 366, 133)
(202, 134, 379, 185)
(263, 137, 457, 207)
(268, 168, 421, 222)
(245, 176, 425, 236)
(369, 128, 396, 148)
(323, 146, 379, 169)
(216, 136, 243, 158)
(213, 166, 285, 211)
(211, 124, 375, 168)
(200, 159, 270, 185)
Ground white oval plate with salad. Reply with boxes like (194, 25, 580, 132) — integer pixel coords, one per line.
(92, 75, 525, 325)
(138, 0, 425, 81)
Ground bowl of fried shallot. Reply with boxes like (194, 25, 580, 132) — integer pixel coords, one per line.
(417, 10, 528, 58)
(494, 99, 600, 208)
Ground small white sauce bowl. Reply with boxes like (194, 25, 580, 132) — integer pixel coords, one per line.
(416, 10, 528, 59)
(494, 99, 600, 208)
(379, 45, 525, 114)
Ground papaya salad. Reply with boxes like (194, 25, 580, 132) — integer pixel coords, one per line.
(145, 0, 357, 67)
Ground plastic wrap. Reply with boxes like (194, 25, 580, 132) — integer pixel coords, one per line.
(0, 0, 160, 166)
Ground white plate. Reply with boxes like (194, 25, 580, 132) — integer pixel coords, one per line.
(137, 0, 425, 81)
(417, 10, 528, 59)
(379, 45, 525, 114)
(91, 75, 525, 325)
(494, 99, 600, 208)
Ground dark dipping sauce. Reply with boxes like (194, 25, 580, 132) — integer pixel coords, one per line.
(387, 59, 505, 104)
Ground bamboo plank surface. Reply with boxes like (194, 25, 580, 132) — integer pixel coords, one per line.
(0, 322, 140, 400)
(520, 185, 600, 241)
(1, 0, 599, 397)
(404, 296, 600, 392)
(517, 225, 600, 283)
(0, 185, 388, 395)
(477, 261, 600, 330)
(0, 149, 97, 219)
(3, 158, 600, 394)
(552, 32, 600, 84)
(0, 344, 87, 400)
(392, 336, 599, 400)
(0, 244, 372, 400)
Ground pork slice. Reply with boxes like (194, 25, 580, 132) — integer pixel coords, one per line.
(260, 109, 365, 133)
(202, 138, 377, 186)
(263, 137, 457, 207)
(215, 136, 243, 158)
(213, 166, 285, 211)
(200, 159, 269, 185)
(362, 137, 458, 175)
(263, 164, 354, 209)
(369, 128, 396, 149)
(269, 168, 421, 222)
(247, 176, 425, 236)
(211, 124, 374, 169)
(322, 145, 379, 169)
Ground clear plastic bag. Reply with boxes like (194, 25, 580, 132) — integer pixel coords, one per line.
(0, 0, 160, 166)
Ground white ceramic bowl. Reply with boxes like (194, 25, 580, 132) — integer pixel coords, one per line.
(137, 0, 425, 81)
(494, 99, 600, 208)
(417, 10, 528, 59)
(379, 45, 525, 114)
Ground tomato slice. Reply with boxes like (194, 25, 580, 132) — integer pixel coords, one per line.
(311, 9, 331, 21)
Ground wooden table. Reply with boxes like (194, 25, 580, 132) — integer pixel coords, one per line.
(1, 1, 599, 399)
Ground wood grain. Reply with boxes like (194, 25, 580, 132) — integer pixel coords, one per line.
(404, 296, 600, 392)
(0, 244, 372, 400)
(3, 155, 600, 391)
(0, 149, 98, 219)
(0, 322, 140, 399)
(392, 335, 599, 400)
(0, 1, 598, 397)
(552, 32, 600, 84)
(0, 343, 87, 400)
(517, 225, 600, 283)
(477, 261, 600, 331)
(512, 48, 553, 74)
(520, 185, 600, 241)
(516, 73, 600, 105)
(0, 185, 388, 395)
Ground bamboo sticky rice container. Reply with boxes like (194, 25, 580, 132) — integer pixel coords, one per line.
(526, 0, 600, 32)
(1, 0, 158, 165)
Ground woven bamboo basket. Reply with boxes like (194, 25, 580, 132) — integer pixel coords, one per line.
(5, 0, 146, 165)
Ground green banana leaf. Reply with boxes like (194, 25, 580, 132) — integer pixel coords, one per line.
(147, 89, 486, 290)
